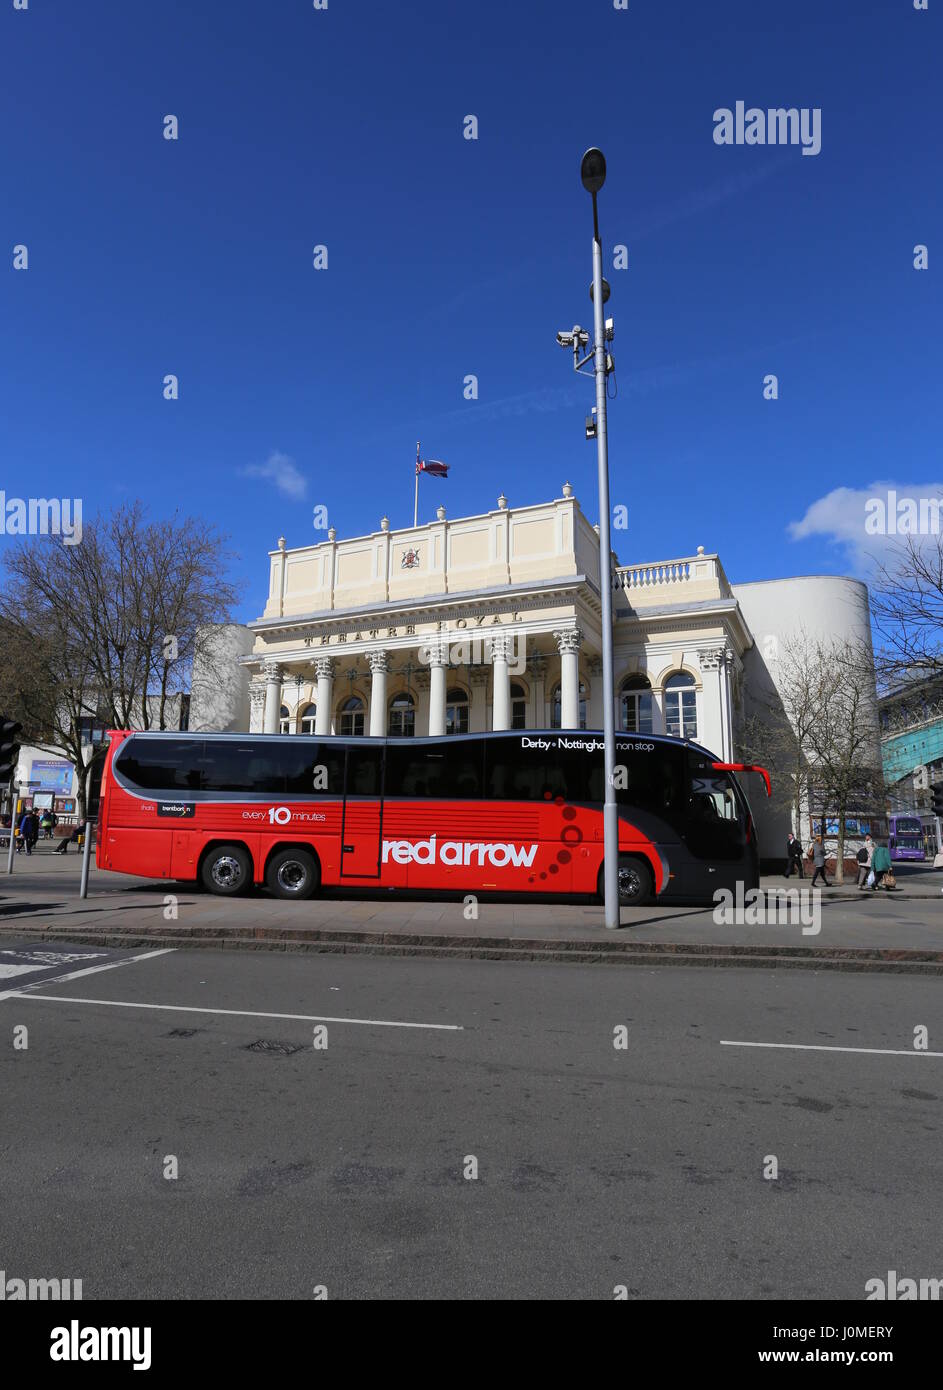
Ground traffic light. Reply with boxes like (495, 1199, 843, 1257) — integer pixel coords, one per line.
(0, 717, 22, 782)
(932, 783, 943, 820)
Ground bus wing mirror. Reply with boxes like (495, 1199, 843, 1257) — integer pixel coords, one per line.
(712, 762, 772, 799)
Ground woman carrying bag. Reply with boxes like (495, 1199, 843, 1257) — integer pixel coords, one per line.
(870, 842, 892, 890)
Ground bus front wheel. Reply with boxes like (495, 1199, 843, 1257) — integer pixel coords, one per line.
(599, 855, 654, 907)
(201, 844, 252, 896)
(265, 847, 319, 901)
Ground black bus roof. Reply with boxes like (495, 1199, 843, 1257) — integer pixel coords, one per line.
(113, 727, 722, 761)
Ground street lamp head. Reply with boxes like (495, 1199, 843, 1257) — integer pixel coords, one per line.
(580, 147, 606, 194)
(589, 278, 611, 305)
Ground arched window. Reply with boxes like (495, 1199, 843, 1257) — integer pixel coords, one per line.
(388, 692, 415, 737)
(550, 681, 587, 730)
(338, 696, 365, 737)
(278, 704, 291, 735)
(299, 703, 317, 735)
(446, 687, 469, 736)
(621, 675, 653, 734)
(664, 672, 697, 740)
(511, 681, 527, 730)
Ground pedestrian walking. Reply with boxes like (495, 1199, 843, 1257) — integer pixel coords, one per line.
(856, 834, 874, 889)
(18, 809, 38, 856)
(785, 832, 804, 878)
(870, 841, 892, 891)
(808, 834, 831, 888)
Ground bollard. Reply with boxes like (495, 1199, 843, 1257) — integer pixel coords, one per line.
(6, 776, 16, 875)
(79, 819, 93, 899)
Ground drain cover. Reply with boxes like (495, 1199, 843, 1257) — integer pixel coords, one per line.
(244, 1038, 305, 1057)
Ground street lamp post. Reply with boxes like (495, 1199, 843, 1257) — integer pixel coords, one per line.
(557, 148, 620, 929)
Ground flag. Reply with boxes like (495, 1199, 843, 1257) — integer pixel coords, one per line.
(415, 442, 449, 478)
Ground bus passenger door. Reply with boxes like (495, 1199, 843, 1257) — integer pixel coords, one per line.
(340, 744, 384, 879)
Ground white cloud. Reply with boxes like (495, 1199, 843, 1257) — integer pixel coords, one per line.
(240, 450, 307, 500)
(788, 481, 943, 571)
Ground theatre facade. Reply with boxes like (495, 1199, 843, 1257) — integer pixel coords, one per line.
(243, 485, 754, 757)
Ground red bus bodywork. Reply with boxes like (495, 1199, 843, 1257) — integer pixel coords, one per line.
(97, 730, 763, 904)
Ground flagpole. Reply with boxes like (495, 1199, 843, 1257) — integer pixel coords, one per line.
(414, 441, 420, 527)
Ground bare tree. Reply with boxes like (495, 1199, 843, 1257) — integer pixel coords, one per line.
(0, 503, 242, 817)
(871, 533, 943, 686)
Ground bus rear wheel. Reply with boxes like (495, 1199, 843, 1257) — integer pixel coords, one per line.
(599, 855, 654, 907)
(265, 847, 319, 901)
(201, 844, 252, 896)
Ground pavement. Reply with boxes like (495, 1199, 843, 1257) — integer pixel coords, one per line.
(0, 852, 941, 972)
(1, 940, 941, 1299)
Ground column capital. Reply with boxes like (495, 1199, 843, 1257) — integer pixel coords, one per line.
(248, 681, 267, 711)
(314, 656, 336, 680)
(469, 665, 490, 686)
(587, 656, 603, 677)
(527, 651, 548, 677)
(422, 638, 449, 667)
(262, 659, 282, 682)
(367, 650, 391, 674)
(490, 631, 510, 663)
(697, 645, 729, 672)
(415, 671, 432, 692)
(553, 627, 583, 656)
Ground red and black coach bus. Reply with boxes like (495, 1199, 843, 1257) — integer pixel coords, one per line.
(96, 729, 769, 906)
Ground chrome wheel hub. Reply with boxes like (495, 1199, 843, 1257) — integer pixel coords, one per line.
(211, 855, 243, 889)
(277, 860, 308, 893)
(618, 864, 642, 901)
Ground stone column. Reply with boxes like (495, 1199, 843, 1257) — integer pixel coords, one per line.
(248, 680, 266, 734)
(262, 661, 282, 735)
(428, 643, 448, 736)
(314, 657, 335, 736)
(554, 628, 582, 729)
(491, 632, 511, 731)
(528, 652, 547, 729)
(469, 666, 490, 733)
(368, 651, 390, 737)
(415, 671, 431, 734)
(697, 646, 730, 758)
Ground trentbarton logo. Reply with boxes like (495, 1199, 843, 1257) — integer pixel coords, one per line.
(381, 835, 537, 868)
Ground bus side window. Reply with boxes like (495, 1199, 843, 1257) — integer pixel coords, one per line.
(345, 747, 381, 798)
(385, 742, 483, 800)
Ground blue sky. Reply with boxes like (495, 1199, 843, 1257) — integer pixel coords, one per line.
(2, 0, 940, 623)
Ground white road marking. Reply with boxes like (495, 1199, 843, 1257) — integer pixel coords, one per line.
(0, 949, 175, 1001)
(721, 1039, 943, 1058)
(6, 994, 463, 1032)
(0, 963, 46, 978)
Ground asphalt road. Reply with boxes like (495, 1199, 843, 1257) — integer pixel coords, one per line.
(1, 940, 941, 1299)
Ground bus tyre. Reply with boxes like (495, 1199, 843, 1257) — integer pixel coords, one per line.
(604, 855, 653, 907)
(265, 847, 319, 901)
(201, 844, 252, 897)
